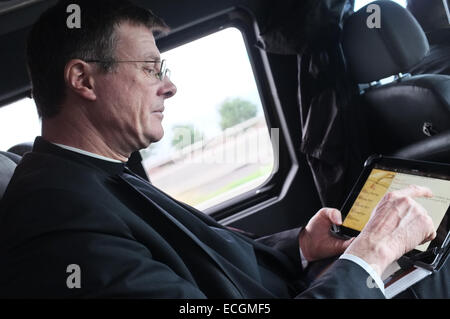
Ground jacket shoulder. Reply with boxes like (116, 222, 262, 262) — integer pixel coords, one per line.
(2, 151, 113, 205)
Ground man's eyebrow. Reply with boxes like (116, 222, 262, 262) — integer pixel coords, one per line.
(143, 54, 161, 61)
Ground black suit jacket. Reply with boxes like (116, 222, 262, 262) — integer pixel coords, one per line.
(0, 137, 383, 298)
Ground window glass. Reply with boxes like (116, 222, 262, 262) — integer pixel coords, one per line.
(140, 27, 275, 212)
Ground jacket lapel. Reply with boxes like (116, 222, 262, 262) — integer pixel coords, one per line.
(116, 172, 245, 297)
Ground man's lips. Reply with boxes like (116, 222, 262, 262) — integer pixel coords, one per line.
(152, 106, 165, 113)
(152, 106, 164, 118)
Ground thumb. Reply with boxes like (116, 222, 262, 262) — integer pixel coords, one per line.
(325, 208, 342, 225)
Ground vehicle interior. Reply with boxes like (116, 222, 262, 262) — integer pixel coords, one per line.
(0, 0, 449, 247)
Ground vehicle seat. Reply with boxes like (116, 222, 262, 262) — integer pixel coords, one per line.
(0, 151, 21, 200)
(7, 142, 33, 157)
(392, 129, 450, 163)
(342, 1, 450, 156)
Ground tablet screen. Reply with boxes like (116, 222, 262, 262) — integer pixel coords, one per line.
(342, 164, 450, 252)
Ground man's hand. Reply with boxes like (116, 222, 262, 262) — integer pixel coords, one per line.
(345, 185, 436, 276)
(299, 208, 354, 262)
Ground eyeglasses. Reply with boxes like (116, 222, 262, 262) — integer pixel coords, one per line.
(85, 59, 171, 81)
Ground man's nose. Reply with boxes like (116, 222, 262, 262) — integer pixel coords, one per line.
(159, 78, 177, 99)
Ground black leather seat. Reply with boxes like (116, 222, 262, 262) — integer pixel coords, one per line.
(392, 129, 450, 163)
(7, 142, 33, 157)
(342, 1, 450, 156)
(0, 143, 32, 199)
(0, 151, 21, 200)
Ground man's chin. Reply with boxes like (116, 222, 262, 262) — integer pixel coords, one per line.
(135, 129, 164, 150)
(148, 130, 164, 144)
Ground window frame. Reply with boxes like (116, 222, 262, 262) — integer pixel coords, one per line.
(155, 7, 299, 222)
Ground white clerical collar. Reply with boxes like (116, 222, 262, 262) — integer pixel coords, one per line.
(52, 143, 124, 163)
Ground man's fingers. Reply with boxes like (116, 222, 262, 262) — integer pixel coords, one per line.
(333, 237, 355, 254)
(421, 230, 437, 245)
(341, 237, 355, 249)
(322, 208, 342, 225)
(385, 185, 436, 248)
(393, 184, 433, 199)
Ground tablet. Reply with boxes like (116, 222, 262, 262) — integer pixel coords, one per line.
(331, 155, 450, 270)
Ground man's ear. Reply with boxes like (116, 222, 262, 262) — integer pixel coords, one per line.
(64, 59, 97, 101)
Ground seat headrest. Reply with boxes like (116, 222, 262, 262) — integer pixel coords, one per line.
(0, 152, 20, 200)
(343, 0, 429, 83)
(7, 142, 33, 157)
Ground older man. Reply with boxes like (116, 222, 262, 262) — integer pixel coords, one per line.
(0, 0, 445, 298)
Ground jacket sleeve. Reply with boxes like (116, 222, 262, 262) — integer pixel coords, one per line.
(256, 227, 304, 271)
(257, 228, 385, 298)
(296, 258, 385, 298)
